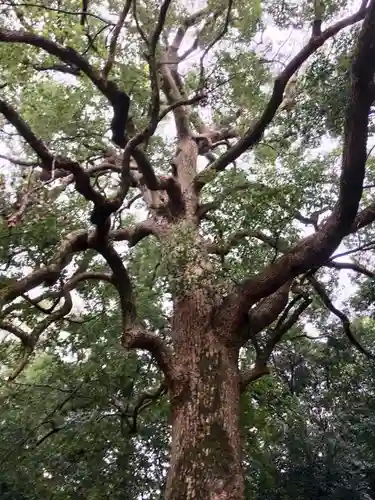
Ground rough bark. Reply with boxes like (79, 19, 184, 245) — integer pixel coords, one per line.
(165, 290, 244, 500)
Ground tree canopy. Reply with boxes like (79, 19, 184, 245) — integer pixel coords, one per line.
(1, 0, 375, 498)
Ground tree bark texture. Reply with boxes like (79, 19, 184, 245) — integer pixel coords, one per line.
(164, 291, 244, 500)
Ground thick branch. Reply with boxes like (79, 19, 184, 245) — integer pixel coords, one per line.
(0, 230, 89, 306)
(0, 321, 33, 347)
(0, 99, 133, 225)
(0, 26, 133, 151)
(196, 3, 369, 187)
(0, 28, 119, 102)
(218, 3, 375, 326)
(0, 99, 52, 165)
(122, 323, 174, 383)
(246, 281, 292, 338)
(0, 220, 156, 307)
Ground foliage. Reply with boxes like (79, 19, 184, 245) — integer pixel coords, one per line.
(1, 0, 375, 498)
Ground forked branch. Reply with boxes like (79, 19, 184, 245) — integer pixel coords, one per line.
(196, 2, 370, 187)
(220, 1, 375, 326)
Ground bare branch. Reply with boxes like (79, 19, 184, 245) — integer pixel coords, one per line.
(326, 260, 375, 278)
(0, 153, 36, 166)
(0, 321, 33, 346)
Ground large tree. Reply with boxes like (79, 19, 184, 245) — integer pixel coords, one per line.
(1, 0, 375, 498)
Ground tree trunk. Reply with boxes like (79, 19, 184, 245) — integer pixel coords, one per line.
(165, 295, 244, 500)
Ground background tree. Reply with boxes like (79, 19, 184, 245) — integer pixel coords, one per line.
(1, 1, 375, 499)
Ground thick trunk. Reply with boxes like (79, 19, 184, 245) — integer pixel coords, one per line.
(165, 323, 244, 500)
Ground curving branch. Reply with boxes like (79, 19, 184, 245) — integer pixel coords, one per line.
(0, 99, 134, 226)
(7, 288, 73, 380)
(123, 382, 167, 434)
(195, 2, 370, 187)
(122, 323, 175, 383)
(0, 230, 89, 306)
(326, 260, 375, 278)
(308, 275, 375, 359)
(91, 237, 174, 381)
(0, 220, 157, 309)
(0, 25, 135, 152)
(0, 321, 33, 347)
(217, 2, 375, 328)
(0, 28, 119, 102)
(245, 280, 293, 340)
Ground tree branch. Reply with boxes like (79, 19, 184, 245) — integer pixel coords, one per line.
(197, 0, 233, 91)
(125, 381, 167, 434)
(247, 281, 292, 336)
(217, 2, 375, 327)
(102, 0, 132, 79)
(2, 2, 113, 24)
(240, 296, 311, 391)
(195, 3, 369, 187)
(0, 28, 119, 102)
(308, 275, 375, 359)
(0, 99, 133, 225)
(0, 219, 156, 308)
(122, 323, 175, 383)
(326, 260, 374, 278)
